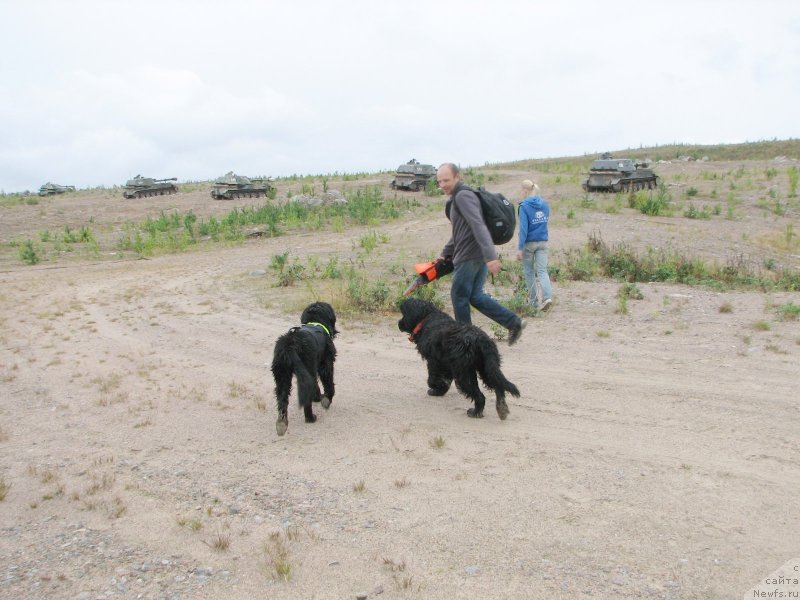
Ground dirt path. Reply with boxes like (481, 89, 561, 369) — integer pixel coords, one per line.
(1, 164, 799, 599)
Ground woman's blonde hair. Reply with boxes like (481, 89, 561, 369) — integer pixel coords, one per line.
(522, 179, 540, 194)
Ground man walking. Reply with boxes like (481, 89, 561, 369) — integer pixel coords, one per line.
(437, 163, 526, 345)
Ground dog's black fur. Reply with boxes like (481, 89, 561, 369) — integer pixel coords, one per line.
(398, 298, 518, 419)
(271, 302, 338, 436)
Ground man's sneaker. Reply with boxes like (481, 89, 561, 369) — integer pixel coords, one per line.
(541, 298, 553, 312)
(508, 319, 526, 346)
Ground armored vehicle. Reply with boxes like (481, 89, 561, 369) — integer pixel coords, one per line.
(123, 175, 179, 199)
(38, 182, 76, 196)
(210, 171, 273, 200)
(582, 155, 659, 193)
(390, 159, 437, 191)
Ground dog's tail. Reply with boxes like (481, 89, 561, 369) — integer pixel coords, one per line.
(477, 337, 520, 398)
(288, 347, 318, 407)
(272, 339, 318, 407)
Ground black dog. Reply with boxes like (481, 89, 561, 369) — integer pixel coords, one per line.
(271, 302, 338, 436)
(398, 298, 519, 419)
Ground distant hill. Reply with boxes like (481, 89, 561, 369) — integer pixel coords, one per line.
(498, 138, 800, 170)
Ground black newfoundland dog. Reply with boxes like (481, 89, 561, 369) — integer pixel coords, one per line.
(398, 298, 518, 420)
(271, 302, 338, 436)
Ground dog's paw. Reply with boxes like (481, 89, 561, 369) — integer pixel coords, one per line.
(321, 396, 331, 409)
(467, 407, 484, 418)
(304, 413, 317, 423)
(496, 398, 510, 421)
(276, 417, 288, 436)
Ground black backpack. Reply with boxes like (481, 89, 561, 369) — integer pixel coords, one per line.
(464, 185, 516, 245)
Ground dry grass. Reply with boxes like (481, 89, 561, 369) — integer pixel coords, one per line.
(264, 531, 293, 581)
(206, 527, 231, 551)
(0, 478, 11, 501)
(429, 435, 445, 449)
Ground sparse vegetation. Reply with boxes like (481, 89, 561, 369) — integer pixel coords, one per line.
(206, 527, 231, 551)
(264, 531, 293, 581)
(776, 302, 800, 321)
(18, 239, 40, 265)
(752, 320, 771, 331)
(0, 477, 10, 501)
(555, 232, 800, 292)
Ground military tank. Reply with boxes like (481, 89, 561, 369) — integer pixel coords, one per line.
(390, 159, 437, 191)
(38, 182, 76, 196)
(123, 175, 179, 199)
(210, 171, 273, 200)
(582, 155, 659, 193)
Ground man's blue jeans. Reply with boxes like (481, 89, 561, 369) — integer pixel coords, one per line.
(450, 259, 518, 329)
(522, 241, 552, 307)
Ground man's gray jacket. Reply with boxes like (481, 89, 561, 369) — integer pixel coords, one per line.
(441, 181, 497, 264)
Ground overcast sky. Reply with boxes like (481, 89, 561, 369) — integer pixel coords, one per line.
(1, 0, 798, 192)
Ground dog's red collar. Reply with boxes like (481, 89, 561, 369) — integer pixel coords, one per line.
(408, 319, 426, 343)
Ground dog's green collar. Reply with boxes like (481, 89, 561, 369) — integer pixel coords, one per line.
(305, 322, 331, 337)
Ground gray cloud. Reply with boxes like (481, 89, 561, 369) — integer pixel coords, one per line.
(2, 0, 799, 192)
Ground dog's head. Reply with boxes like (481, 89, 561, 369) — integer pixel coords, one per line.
(398, 298, 438, 334)
(301, 302, 338, 338)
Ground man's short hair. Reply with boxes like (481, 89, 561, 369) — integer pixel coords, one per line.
(438, 163, 460, 177)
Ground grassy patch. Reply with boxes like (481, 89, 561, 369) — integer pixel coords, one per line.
(0, 477, 10, 501)
(775, 302, 800, 321)
(264, 531, 293, 581)
(554, 232, 800, 291)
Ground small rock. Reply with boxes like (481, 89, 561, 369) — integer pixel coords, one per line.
(464, 565, 480, 576)
(356, 593, 368, 600)
(664, 580, 680, 589)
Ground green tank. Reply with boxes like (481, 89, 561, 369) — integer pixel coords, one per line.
(38, 182, 76, 196)
(582, 155, 659, 193)
(123, 175, 179, 199)
(390, 159, 437, 191)
(210, 171, 273, 200)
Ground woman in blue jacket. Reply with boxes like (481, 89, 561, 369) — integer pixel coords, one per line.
(516, 180, 553, 311)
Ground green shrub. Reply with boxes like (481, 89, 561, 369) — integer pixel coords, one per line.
(19, 239, 40, 265)
(637, 183, 671, 215)
(321, 257, 341, 279)
(776, 302, 800, 321)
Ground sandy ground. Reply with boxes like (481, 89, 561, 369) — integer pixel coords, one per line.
(1, 161, 799, 599)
